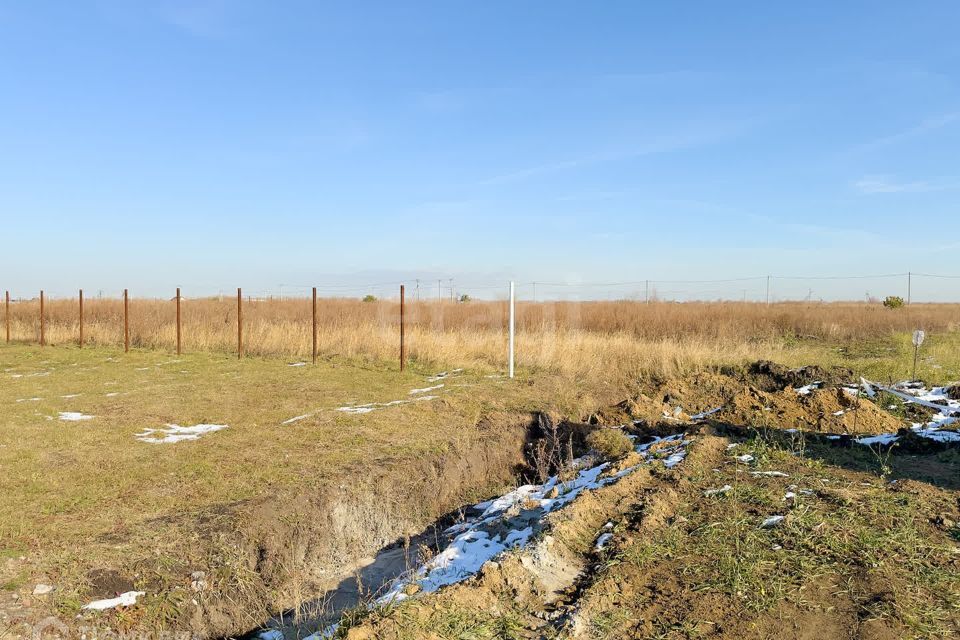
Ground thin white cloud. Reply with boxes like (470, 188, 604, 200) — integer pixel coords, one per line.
(854, 175, 958, 194)
(477, 123, 745, 186)
(852, 112, 960, 154)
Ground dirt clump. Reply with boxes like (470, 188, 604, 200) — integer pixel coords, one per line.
(85, 568, 135, 599)
(741, 360, 853, 393)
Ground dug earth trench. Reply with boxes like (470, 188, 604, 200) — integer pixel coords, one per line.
(6, 360, 958, 639)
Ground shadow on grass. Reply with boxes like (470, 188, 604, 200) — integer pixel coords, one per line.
(707, 420, 960, 491)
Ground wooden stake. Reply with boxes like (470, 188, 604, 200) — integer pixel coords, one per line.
(124, 289, 129, 352)
(312, 287, 317, 365)
(4, 291, 9, 343)
(40, 290, 45, 346)
(237, 287, 243, 359)
(79, 289, 84, 347)
(400, 285, 406, 372)
(176, 287, 182, 356)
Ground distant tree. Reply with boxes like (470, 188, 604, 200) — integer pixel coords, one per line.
(883, 296, 905, 309)
(459, 294, 471, 303)
(362, 294, 377, 303)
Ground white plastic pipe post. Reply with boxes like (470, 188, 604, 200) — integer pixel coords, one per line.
(508, 281, 515, 379)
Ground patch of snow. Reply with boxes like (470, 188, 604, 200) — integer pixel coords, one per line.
(288, 362, 307, 367)
(256, 631, 284, 640)
(135, 424, 228, 444)
(61, 394, 81, 399)
(750, 471, 789, 478)
(58, 412, 93, 421)
(689, 407, 721, 420)
(856, 433, 899, 446)
(704, 484, 732, 497)
(281, 414, 312, 425)
(734, 454, 755, 464)
(594, 532, 613, 551)
(759, 515, 785, 529)
(82, 591, 144, 611)
(409, 384, 444, 395)
(427, 368, 463, 382)
(16, 397, 42, 403)
(794, 382, 821, 395)
(337, 395, 438, 414)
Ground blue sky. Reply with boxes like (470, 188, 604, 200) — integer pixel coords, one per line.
(2, 1, 959, 301)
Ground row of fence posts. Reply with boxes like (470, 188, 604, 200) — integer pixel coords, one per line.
(2, 284, 515, 377)
(4, 287, 351, 366)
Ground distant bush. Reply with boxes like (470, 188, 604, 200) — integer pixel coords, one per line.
(459, 294, 471, 303)
(362, 294, 377, 303)
(883, 296, 905, 309)
(586, 429, 634, 460)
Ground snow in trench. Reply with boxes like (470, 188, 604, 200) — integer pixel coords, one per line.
(135, 424, 228, 444)
(261, 434, 694, 640)
(376, 434, 691, 605)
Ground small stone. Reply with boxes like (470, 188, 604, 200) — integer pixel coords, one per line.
(190, 571, 205, 581)
(32, 584, 54, 596)
(402, 583, 420, 596)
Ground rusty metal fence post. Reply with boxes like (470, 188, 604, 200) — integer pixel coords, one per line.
(40, 290, 45, 346)
(176, 287, 182, 356)
(124, 289, 129, 352)
(400, 284, 406, 372)
(79, 289, 84, 347)
(237, 287, 243, 359)
(312, 287, 317, 365)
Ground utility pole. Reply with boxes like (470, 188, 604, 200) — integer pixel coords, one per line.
(449, 278, 454, 302)
(907, 271, 912, 305)
(645, 280, 650, 304)
(765, 275, 771, 305)
(416, 278, 420, 302)
(532, 282, 536, 303)
(438, 279, 442, 302)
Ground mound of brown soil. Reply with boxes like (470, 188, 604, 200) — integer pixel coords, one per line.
(717, 386, 905, 434)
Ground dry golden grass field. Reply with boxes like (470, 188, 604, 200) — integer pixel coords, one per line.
(6, 297, 960, 383)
